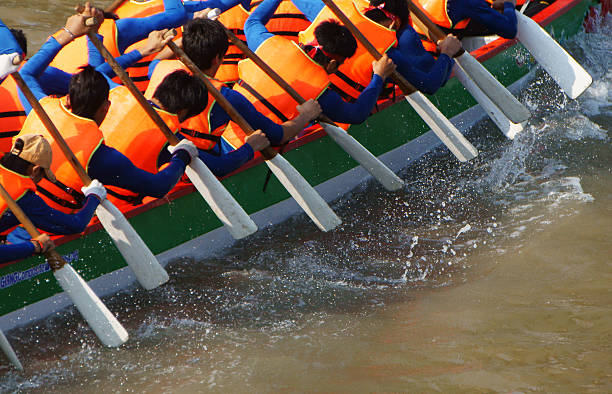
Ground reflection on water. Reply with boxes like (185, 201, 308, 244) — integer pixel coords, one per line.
(1, 3, 611, 393)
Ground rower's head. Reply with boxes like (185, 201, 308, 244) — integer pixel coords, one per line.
(305, 20, 357, 74)
(364, 0, 408, 30)
(153, 70, 208, 122)
(67, 65, 111, 126)
(10, 28, 27, 57)
(1, 134, 55, 183)
(182, 18, 229, 76)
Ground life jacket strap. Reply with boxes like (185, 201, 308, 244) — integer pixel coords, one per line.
(238, 80, 290, 122)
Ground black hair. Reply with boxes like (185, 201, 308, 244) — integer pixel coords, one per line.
(314, 20, 357, 59)
(153, 70, 208, 120)
(182, 18, 229, 71)
(366, 0, 409, 29)
(9, 28, 27, 56)
(68, 65, 109, 120)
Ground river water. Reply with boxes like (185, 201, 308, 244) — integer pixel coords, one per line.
(1, 2, 611, 392)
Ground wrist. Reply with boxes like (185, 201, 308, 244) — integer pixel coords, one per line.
(52, 29, 75, 46)
(31, 239, 43, 254)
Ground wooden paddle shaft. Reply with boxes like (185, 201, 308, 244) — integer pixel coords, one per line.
(320, 0, 417, 95)
(105, 0, 125, 13)
(12, 73, 93, 188)
(0, 182, 65, 270)
(225, 28, 338, 126)
(406, 0, 466, 56)
(86, 32, 179, 145)
(168, 41, 278, 160)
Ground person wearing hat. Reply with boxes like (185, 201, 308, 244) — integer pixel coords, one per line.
(0, 135, 105, 263)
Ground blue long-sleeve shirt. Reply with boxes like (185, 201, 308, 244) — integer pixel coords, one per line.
(0, 18, 23, 56)
(0, 242, 36, 263)
(246, 0, 383, 124)
(449, 0, 517, 38)
(0, 192, 100, 235)
(183, 0, 251, 16)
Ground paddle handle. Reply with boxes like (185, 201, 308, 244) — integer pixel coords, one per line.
(406, 0, 465, 56)
(224, 28, 337, 126)
(320, 0, 416, 95)
(0, 182, 65, 270)
(12, 73, 93, 188)
(86, 32, 179, 143)
(168, 41, 277, 160)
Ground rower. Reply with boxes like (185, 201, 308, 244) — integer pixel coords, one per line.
(230, 0, 395, 130)
(146, 17, 321, 176)
(412, 0, 518, 39)
(0, 135, 104, 261)
(0, 232, 53, 264)
(17, 10, 197, 214)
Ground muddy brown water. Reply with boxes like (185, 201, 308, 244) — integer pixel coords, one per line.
(0, 2, 611, 392)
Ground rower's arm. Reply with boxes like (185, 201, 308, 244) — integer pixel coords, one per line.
(0, 18, 23, 56)
(454, 0, 517, 38)
(318, 75, 384, 124)
(0, 242, 36, 264)
(290, 0, 324, 22)
(183, 0, 246, 16)
(387, 48, 454, 95)
(244, 0, 282, 51)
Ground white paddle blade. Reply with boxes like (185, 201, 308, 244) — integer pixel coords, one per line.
(186, 158, 258, 239)
(53, 264, 128, 347)
(453, 63, 525, 139)
(405, 91, 479, 162)
(96, 199, 169, 290)
(265, 155, 342, 231)
(455, 52, 531, 123)
(515, 11, 592, 99)
(321, 123, 404, 191)
(0, 330, 23, 370)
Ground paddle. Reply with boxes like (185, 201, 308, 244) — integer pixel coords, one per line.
(321, 0, 478, 162)
(0, 182, 128, 347)
(86, 32, 259, 239)
(406, 0, 530, 126)
(13, 72, 169, 290)
(224, 27, 404, 191)
(0, 329, 22, 370)
(168, 41, 342, 231)
(514, 11, 592, 99)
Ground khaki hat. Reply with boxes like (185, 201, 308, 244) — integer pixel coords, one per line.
(10, 134, 56, 182)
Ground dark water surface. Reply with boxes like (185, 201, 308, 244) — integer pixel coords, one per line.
(1, 2, 611, 392)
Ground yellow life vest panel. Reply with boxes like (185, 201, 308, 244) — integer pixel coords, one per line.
(49, 22, 119, 75)
(100, 85, 180, 207)
(217, 4, 251, 84)
(222, 35, 330, 149)
(298, 0, 397, 102)
(0, 72, 27, 153)
(250, 0, 311, 43)
(0, 165, 36, 217)
(145, 59, 228, 151)
(18, 97, 104, 213)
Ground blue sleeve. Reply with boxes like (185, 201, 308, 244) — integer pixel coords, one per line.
(0, 18, 23, 55)
(0, 242, 36, 263)
(183, 0, 244, 17)
(148, 59, 161, 80)
(37, 67, 72, 97)
(244, 0, 281, 51)
(18, 37, 63, 105)
(115, 0, 190, 53)
(212, 87, 284, 145)
(197, 143, 254, 177)
(318, 74, 384, 124)
(453, 0, 517, 38)
(290, 0, 324, 22)
(0, 192, 100, 235)
(87, 144, 188, 198)
(387, 48, 454, 95)
(96, 50, 143, 79)
(396, 26, 436, 70)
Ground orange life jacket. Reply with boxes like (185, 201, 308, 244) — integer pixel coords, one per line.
(0, 165, 36, 217)
(145, 59, 228, 151)
(0, 72, 27, 153)
(217, 4, 251, 84)
(298, 0, 397, 102)
(49, 22, 120, 75)
(100, 85, 180, 207)
(222, 35, 330, 149)
(250, 0, 311, 43)
(114, 0, 184, 92)
(18, 97, 104, 213)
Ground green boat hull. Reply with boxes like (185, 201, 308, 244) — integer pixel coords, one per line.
(0, 0, 595, 327)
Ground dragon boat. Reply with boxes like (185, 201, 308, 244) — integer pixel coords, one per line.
(0, 0, 604, 334)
